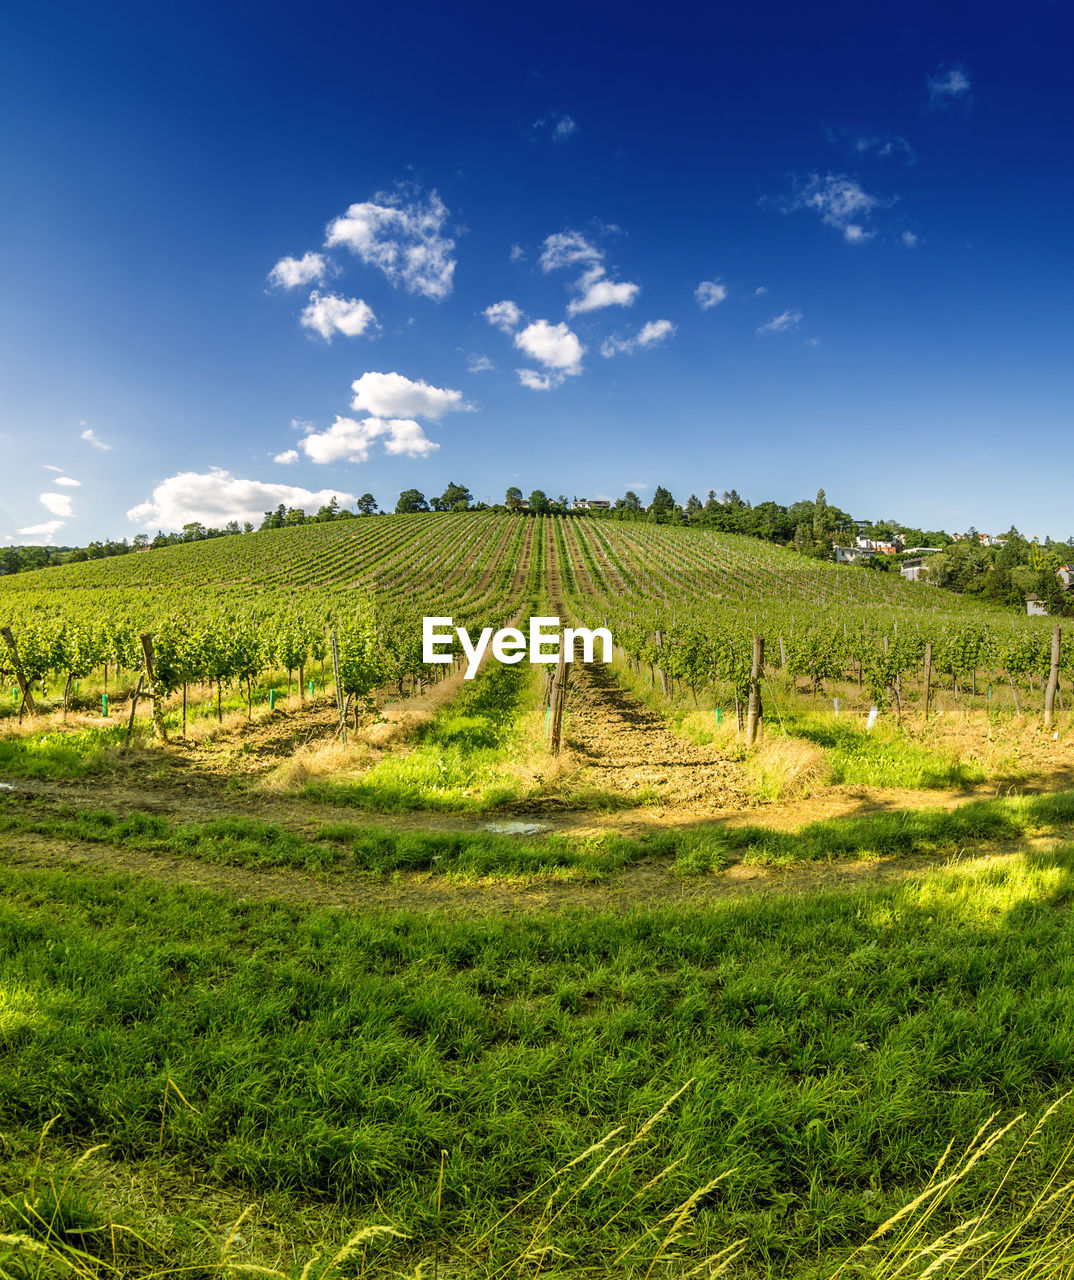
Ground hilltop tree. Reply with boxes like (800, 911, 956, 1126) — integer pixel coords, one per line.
(395, 489, 429, 514)
(356, 493, 378, 515)
(649, 486, 675, 514)
(433, 481, 472, 511)
(505, 486, 523, 511)
(528, 489, 550, 514)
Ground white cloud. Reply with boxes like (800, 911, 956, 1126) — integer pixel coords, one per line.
(601, 319, 676, 357)
(788, 173, 884, 240)
(274, 449, 299, 465)
(325, 188, 456, 301)
(43, 464, 63, 472)
(349, 371, 468, 420)
(17, 520, 65, 539)
(300, 291, 377, 341)
(804, 337, 821, 347)
(516, 369, 556, 391)
(902, 230, 920, 248)
(268, 252, 328, 290)
(637, 319, 675, 347)
(127, 468, 357, 530)
(928, 66, 971, 106)
(509, 244, 526, 262)
(484, 300, 523, 332)
(81, 428, 111, 450)
(566, 270, 639, 316)
(539, 231, 602, 274)
(54, 477, 80, 487)
(514, 320, 585, 376)
(467, 354, 495, 373)
(534, 111, 578, 142)
(539, 229, 640, 316)
(299, 416, 437, 463)
(695, 280, 728, 309)
(757, 310, 802, 335)
(40, 492, 74, 517)
(754, 285, 768, 296)
(381, 419, 438, 456)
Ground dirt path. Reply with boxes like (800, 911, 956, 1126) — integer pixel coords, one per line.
(561, 660, 752, 809)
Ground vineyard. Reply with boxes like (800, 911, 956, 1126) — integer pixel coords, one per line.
(0, 512, 1065, 745)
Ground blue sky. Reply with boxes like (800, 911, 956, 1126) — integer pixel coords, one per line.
(1, 0, 1072, 543)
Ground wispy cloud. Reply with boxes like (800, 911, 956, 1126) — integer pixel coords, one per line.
(567, 269, 639, 316)
(901, 230, 920, 248)
(18, 520, 65, 539)
(325, 187, 456, 302)
(601, 319, 676, 357)
(54, 476, 80, 487)
(80, 428, 111, 451)
(539, 231, 603, 274)
(484, 299, 523, 332)
(467, 354, 495, 373)
(267, 252, 328, 290)
(300, 292, 377, 341)
(540, 231, 639, 316)
(928, 65, 972, 107)
(43, 464, 63, 473)
(273, 449, 299, 465)
(695, 280, 727, 310)
(783, 173, 886, 242)
(757, 310, 802, 335)
(534, 111, 578, 142)
(826, 124, 916, 163)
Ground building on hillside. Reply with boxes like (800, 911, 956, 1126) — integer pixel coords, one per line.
(900, 559, 930, 582)
(855, 535, 902, 555)
(835, 546, 870, 564)
(1058, 565, 1074, 590)
(570, 497, 611, 510)
(1026, 595, 1049, 617)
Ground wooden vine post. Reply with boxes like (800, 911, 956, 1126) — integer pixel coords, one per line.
(548, 643, 568, 755)
(1044, 625, 1062, 730)
(141, 633, 167, 742)
(745, 635, 764, 747)
(1, 626, 36, 716)
(922, 641, 933, 721)
(330, 629, 347, 746)
(123, 675, 145, 748)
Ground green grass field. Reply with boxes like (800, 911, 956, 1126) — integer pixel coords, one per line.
(3, 825, 1074, 1276)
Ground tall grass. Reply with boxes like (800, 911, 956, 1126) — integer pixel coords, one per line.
(304, 659, 538, 811)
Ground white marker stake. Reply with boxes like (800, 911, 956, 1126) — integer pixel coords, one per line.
(866, 706, 879, 730)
